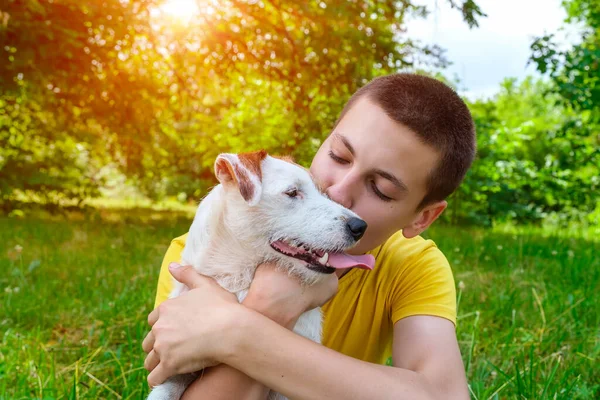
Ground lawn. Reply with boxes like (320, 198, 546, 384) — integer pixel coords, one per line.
(1, 210, 598, 399)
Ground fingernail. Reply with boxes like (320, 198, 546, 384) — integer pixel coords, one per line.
(169, 262, 182, 270)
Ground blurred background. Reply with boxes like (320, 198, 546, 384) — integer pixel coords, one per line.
(1, 1, 598, 399)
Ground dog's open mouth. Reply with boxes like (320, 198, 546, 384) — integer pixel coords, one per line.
(270, 239, 375, 274)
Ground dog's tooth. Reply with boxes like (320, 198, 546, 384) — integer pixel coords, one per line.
(318, 253, 329, 265)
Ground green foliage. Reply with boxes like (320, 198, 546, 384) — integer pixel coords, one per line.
(523, 0, 600, 225)
(448, 77, 600, 226)
(0, 0, 482, 204)
(0, 94, 105, 207)
(0, 0, 597, 226)
(530, 0, 600, 115)
(0, 0, 160, 203)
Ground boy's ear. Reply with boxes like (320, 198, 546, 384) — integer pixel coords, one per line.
(214, 150, 267, 206)
(402, 200, 447, 238)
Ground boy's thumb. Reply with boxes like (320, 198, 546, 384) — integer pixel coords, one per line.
(168, 263, 203, 288)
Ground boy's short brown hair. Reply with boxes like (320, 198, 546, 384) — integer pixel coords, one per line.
(336, 73, 476, 209)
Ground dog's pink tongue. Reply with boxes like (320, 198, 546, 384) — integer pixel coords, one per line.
(328, 253, 375, 270)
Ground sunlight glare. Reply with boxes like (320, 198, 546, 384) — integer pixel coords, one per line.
(154, 0, 201, 23)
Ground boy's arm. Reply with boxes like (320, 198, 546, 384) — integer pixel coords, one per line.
(392, 316, 470, 399)
(180, 289, 302, 400)
(181, 365, 269, 400)
(222, 311, 468, 400)
(146, 265, 469, 400)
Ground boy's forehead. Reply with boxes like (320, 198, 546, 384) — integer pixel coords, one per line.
(330, 116, 439, 195)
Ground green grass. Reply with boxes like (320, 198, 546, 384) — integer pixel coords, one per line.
(421, 225, 599, 399)
(1, 211, 598, 399)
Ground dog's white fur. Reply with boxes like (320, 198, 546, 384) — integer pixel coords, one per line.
(147, 152, 365, 400)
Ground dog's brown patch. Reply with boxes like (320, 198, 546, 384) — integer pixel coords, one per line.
(215, 150, 265, 203)
(215, 157, 235, 183)
(233, 163, 255, 202)
(238, 150, 267, 180)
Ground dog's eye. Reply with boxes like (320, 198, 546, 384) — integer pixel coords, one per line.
(285, 188, 298, 198)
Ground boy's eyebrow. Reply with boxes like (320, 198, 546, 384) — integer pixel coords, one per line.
(332, 132, 355, 156)
(333, 132, 408, 194)
(374, 169, 409, 193)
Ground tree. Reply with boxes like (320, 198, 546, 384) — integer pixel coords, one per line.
(451, 77, 600, 225)
(0, 0, 484, 204)
(530, 0, 600, 115)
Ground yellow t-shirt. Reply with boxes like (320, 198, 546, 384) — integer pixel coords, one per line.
(153, 231, 456, 365)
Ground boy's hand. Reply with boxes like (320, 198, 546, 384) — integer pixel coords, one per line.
(143, 263, 242, 387)
(142, 262, 338, 388)
(242, 263, 339, 328)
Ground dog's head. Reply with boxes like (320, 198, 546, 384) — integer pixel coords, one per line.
(214, 150, 375, 283)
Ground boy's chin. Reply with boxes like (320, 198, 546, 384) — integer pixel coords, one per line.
(346, 242, 371, 256)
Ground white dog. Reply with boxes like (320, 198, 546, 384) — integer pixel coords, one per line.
(147, 150, 375, 400)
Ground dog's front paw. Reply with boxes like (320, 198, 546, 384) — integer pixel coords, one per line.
(146, 374, 196, 400)
(268, 391, 289, 400)
(146, 383, 174, 400)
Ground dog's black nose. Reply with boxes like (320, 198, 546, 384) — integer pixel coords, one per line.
(347, 217, 367, 241)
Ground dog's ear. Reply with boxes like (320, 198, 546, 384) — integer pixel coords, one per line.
(214, 150, 267, 206)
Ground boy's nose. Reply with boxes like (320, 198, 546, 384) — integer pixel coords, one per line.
(326, 186, 352, 209)
(346, 217, 367, 241)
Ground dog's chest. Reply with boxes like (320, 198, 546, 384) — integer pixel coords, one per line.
(194, 251, 260, 295)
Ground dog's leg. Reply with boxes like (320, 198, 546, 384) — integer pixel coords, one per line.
(146, 373, 197, 400)
(236, 289, 248, 303)
(293, 307, 323, 343)
(268, 391, 289, 400)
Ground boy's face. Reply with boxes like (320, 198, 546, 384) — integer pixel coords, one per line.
(310, 97, 447, 254)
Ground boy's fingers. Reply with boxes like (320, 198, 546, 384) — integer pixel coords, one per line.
(168, 263, 206, 289)
(147, 363, 170, 388)
(148, 308, 159, 326)
(142, 331, 155, 354)
(144, 349, 160, 372)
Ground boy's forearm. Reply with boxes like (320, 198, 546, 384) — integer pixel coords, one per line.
(181, 364, 269, 400)
(225, 310, 436, 400)
(180, 296, 296, 400)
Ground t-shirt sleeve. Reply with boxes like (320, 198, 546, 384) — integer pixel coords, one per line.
(388, 244, 457, 325)
(153, 234, 187, 309)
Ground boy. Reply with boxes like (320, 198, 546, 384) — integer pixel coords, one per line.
(144, 73, 476, 399)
